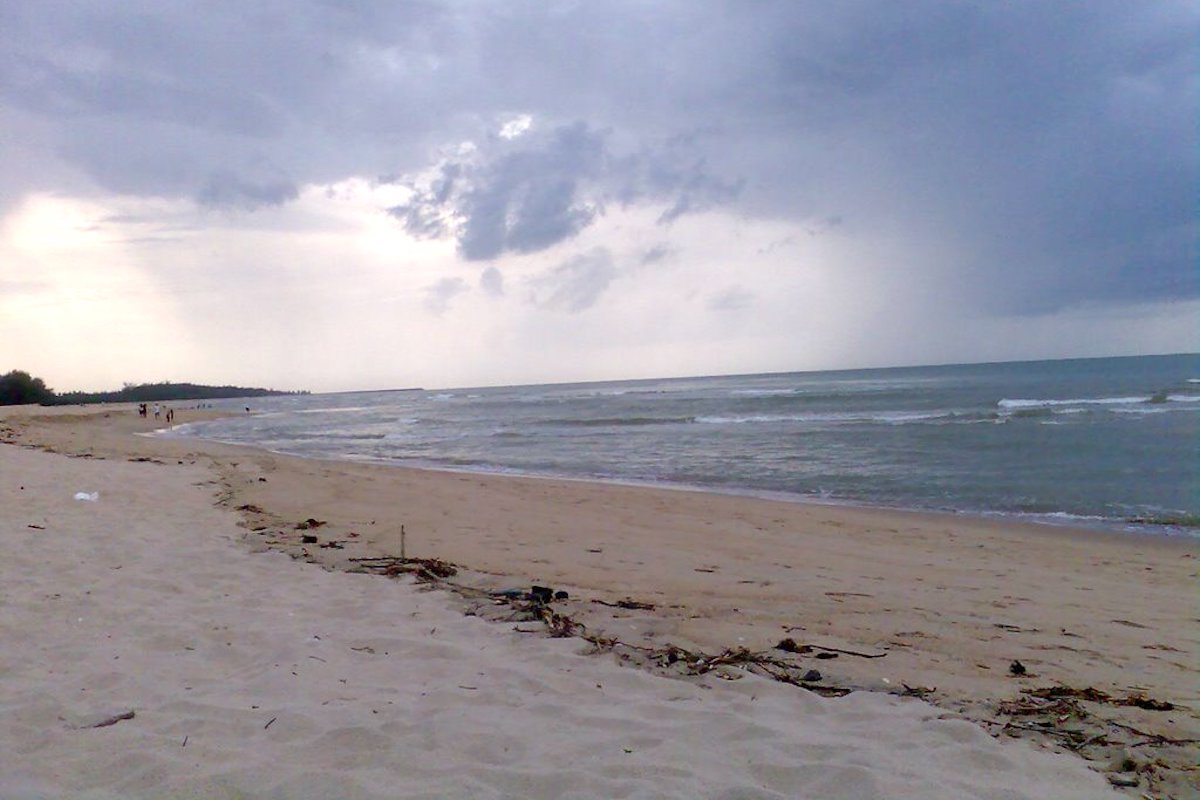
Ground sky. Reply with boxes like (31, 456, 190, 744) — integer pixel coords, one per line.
(1, 1, 1196, 393)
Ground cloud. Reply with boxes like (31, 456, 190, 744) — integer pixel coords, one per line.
(5, 2, 1188, 314)
(389, 120, 741, 260)
(390, 122, 608, 260)
(480, 266, 504, 297)
(423, 277, 467, 315)
(708, 286, 754, 312)
(639, 244, 674, 266)
(0, 1, 1195, 390)
(197, 168, 298, 210)
(528, 248, 616, 312)
(0, 278, 49, 295)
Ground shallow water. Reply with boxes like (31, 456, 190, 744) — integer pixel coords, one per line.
(165, 353, 1199, 534)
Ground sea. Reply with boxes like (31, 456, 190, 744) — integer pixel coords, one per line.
(161, 353, 1199, 536)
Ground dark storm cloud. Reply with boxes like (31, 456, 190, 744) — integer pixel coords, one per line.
(389, 122, 740, 260)
(1, 1, 1193, 310)
(720, 1, 1199, 311)
(0, 0, 448, 202)
(454, 123, 604, 260)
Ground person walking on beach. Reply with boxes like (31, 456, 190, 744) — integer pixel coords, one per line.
(153, 403, 161, 420)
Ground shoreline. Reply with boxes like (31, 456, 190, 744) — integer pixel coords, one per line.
(3, 404, 1197, 796)
(151, 421, 1200, 542)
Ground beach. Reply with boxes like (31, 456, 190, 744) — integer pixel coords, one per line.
(2, 405, 1195, 798)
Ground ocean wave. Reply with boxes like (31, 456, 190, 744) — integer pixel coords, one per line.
(998, 396, 1148, 410)
(694, 410, 976, 425)
(289, 431, 387, 441)
(554, 416, 696, 427)
(728, 388, 797, 397)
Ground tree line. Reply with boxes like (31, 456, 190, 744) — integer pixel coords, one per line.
(0, 370, 306, 406)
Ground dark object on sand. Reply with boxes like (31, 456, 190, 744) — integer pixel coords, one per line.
(554, 590, 570, 601)
(530, 585, 555, 604)
(595, 598, 656, 610)
(774, 638, 812, 654)
(1009, 659, 1027, 676)
(295, 518, 326, 530)
(801, 669, 822, 682)
(86, 710, 136, 729)
(301, 534, 318, 544)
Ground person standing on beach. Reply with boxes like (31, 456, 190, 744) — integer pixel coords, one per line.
(153, 403, 161, 420)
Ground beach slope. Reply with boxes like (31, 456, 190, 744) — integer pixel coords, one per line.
(0, 425, 1128, 798)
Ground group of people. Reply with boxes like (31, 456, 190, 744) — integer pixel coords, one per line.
(136, 403, 175, 424)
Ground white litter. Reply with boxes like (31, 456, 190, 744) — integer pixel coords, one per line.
(73, 492, 99, 502)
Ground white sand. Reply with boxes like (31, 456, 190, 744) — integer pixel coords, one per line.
(0, 444, 1116, 799)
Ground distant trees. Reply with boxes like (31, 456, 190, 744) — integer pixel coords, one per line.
(0, 370, 56, 406)
(0, 371, 306, 406)
(56, 382, 305, 404)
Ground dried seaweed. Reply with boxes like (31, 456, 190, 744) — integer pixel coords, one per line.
(350, 555, 459, 581)
(1027, 685, 1175, 711)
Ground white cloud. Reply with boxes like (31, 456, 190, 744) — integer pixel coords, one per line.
(498, 114, 533, 140)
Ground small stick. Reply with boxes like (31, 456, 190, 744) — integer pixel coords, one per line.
(88, 710, 135, 728)
(264, 716, 277, 730)
(811, 644, 888, 659)
(400, 525, 406, 561)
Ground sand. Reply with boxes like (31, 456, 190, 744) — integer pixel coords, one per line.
(2, 405, 1195, 797)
